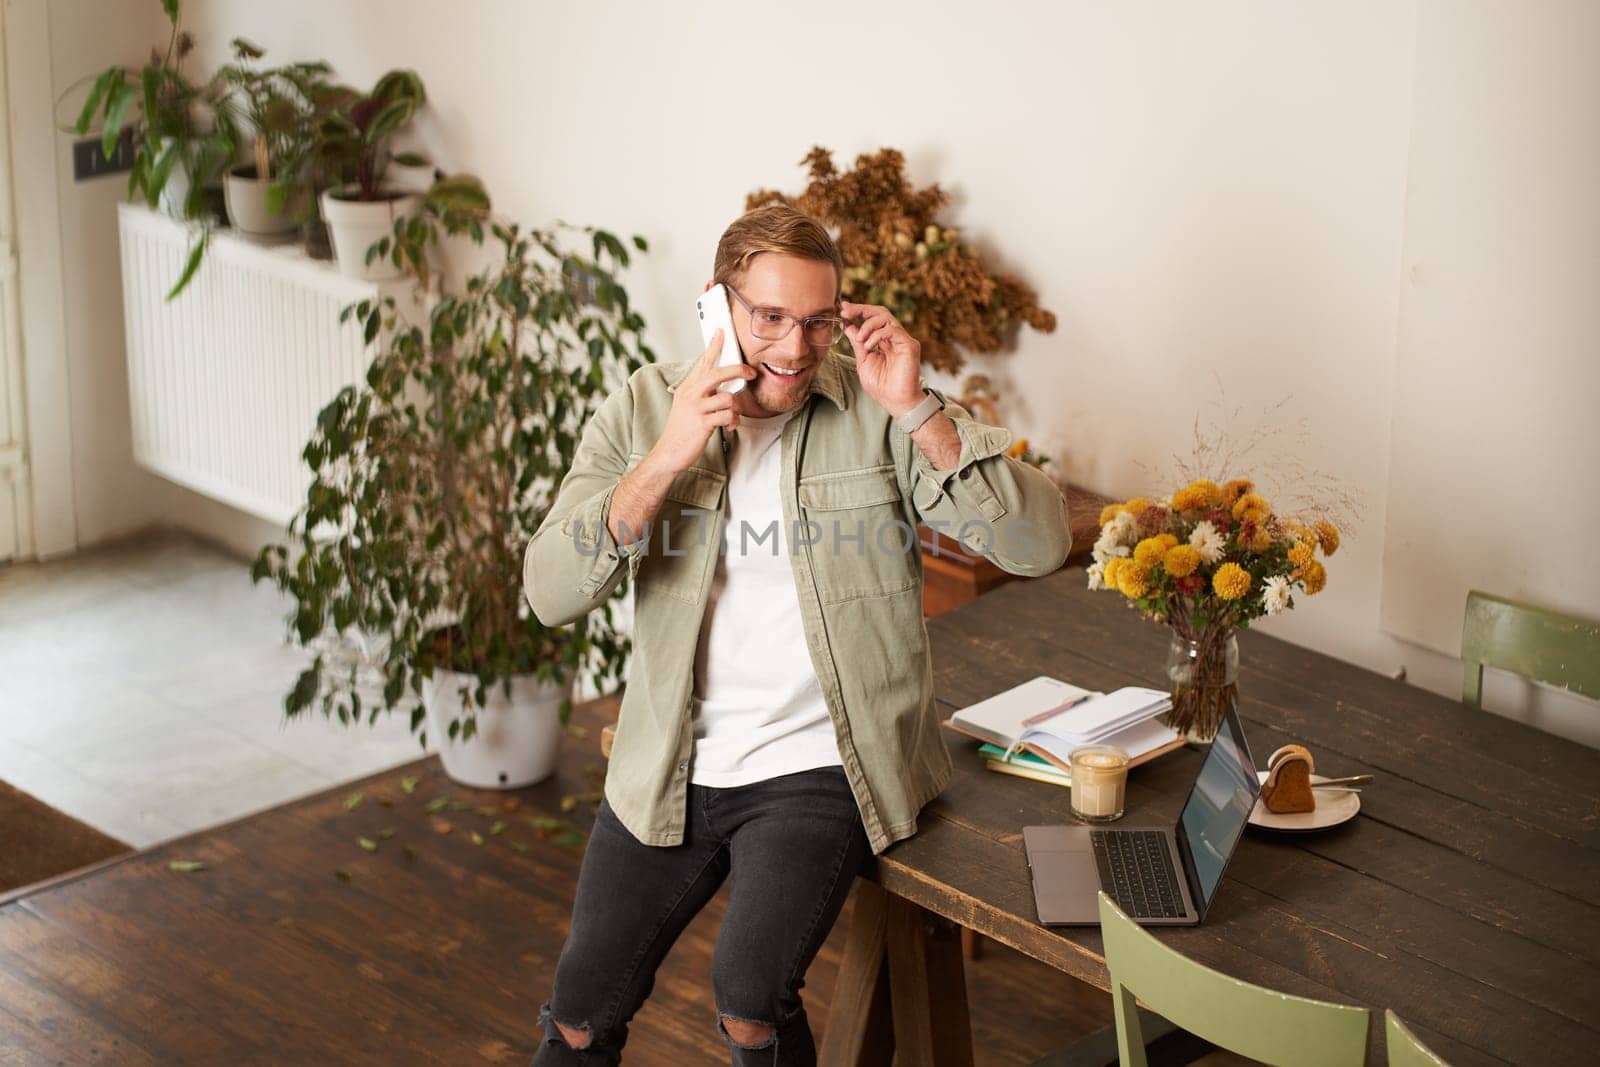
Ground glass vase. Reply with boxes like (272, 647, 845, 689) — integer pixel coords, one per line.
(1165, 630, 1238, 742)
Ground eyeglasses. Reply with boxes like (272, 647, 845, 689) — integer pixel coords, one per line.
(725, 286, 844, 347)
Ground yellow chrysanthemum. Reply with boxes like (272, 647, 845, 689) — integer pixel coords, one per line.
(1231, 493, 1270, 521)
(1006, 437, 1029, 459)
(1103, 557, 1125, 588)
(1163, 544, 1201, 578)
(1133, 537, 1167, 565)
(1157, 533, 1179, 550)
(1170, 479, 1222, 512)
(1098, 502, 1126, 525)
(1242, 522, 1274, 552)
(1221, 478, 1255, 505)
(1302, 560, 1328, 595)
(1314, 520, 1341, 557)
(1287, 540, 1315, 568)
(1124, 497, 1151, 514)
(1213, 562, 1252, 601)
(1116, 560, 1152, 599)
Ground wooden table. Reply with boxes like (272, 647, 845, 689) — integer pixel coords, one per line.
(821, 567, 1600, 1067)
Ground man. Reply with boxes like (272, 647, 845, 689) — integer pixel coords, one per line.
(523, 203, 1070, 1064)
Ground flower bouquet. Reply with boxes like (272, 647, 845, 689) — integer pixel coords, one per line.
(1087, 478, 1339, 741)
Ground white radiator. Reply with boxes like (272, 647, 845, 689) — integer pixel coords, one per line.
(117, 202, 387, 526)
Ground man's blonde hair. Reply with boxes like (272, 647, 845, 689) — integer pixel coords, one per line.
(713, 203, 844, 298)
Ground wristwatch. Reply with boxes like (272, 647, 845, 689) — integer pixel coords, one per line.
(896, 389, 945, 435)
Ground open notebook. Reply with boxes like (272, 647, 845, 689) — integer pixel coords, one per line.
(942, 676, 1185, 777)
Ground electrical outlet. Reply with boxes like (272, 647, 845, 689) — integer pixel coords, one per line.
(73, 130, 136, 181)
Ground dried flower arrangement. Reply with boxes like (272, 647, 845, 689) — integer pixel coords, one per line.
(747, 147, 1057, 374)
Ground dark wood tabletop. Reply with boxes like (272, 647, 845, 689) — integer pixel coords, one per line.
(850, 566, 1600, 1067)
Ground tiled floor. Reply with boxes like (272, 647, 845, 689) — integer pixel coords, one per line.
(0, 527, 436, 848)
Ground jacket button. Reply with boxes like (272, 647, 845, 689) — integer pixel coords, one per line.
(677, 761, 688, 772)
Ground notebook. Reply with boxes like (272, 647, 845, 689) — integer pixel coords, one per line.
(943, 676, 1185, 776)
(980, 742, 1072, 787)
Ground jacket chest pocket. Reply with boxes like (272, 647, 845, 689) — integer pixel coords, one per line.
(797, 464, 919, 605)
(635, 459, 725, 605)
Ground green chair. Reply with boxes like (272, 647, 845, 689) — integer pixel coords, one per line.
(1461, 590, 1600, 708)
(1386, 1010, 1450, 1066)
(1097, 891, 1370, 1067)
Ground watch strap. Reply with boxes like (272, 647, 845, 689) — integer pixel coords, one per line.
(896, 389, 944, 435)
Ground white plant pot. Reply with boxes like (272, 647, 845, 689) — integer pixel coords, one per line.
(223, 165, 297, 236)
(319, 184, 422, 280)
(384, 159, 436, 195)
(422, 668, 571, 789)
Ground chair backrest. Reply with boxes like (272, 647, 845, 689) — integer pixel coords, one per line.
(1097, 892, 1370, 1067)
(1460, 590, 1600, 708)
(1385, 1010, 1450, 1066)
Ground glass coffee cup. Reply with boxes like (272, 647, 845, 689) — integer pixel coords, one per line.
(1069, 744, 1130, 822)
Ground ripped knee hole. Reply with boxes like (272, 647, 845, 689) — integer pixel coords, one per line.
(719, 1014, 775, 1046)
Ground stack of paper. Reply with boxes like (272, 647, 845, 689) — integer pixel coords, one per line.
(1028, 687, 1172, 746)
(943, 675, 1184, 778)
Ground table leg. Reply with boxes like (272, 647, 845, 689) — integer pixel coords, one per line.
(821, 882, 895, 1066)
(885, 891, 975, 1067)
(822, 882, 975, 1066)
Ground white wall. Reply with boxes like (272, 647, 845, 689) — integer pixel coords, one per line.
(32, 1, 1596, 744)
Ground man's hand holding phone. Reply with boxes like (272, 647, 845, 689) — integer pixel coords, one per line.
(649, 329, 754, 474)
(607, 330, 754, 546)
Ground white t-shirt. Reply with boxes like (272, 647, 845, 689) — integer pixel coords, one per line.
(689, 408, 842, 786)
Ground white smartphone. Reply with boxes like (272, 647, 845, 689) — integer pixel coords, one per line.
(696, 284, 746, 395)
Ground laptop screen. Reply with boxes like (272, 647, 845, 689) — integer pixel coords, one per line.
(1176, 711, 1259, 910)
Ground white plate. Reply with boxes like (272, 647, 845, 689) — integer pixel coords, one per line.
(1249, 771, 1361, 832)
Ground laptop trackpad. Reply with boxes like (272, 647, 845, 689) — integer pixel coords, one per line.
(1023, 825, 1102, 925)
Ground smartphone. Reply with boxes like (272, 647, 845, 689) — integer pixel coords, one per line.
(696, 284, 746, 395)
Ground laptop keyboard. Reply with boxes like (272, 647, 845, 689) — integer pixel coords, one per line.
(1091, 830, 1186, 919)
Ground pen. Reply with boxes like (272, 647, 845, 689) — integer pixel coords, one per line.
(1000, 694, 1093, 763)
(1021, 693, 1091, 728)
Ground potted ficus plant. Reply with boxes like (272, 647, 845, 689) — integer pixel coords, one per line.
(217, 38, 332, 237)
(251, 180, 655, 789)
(311, 69, 429, 280)
(70, 0, 239, 297)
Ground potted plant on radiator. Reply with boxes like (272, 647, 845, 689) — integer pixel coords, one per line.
(217, 38, 332, 237)
(308, 69, 430, 280)
(69, 0, 239, 297)
(252, 185, 653, 788)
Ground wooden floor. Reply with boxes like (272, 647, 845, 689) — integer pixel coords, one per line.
(0, 696, 1115, 1065)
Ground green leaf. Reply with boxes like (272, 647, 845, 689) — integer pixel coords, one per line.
(424, 796, 449, 813)
(168, 859, 207, 872)
(166, 228, 210, 301)
(76, 68, 117, 136)
(378, 827, 397, 840)
(489, 820, 507, 835)
(345, 790, 366, 811)
(507, 840, 530, 854)
(102, 81, 138, 159)
(469, 831, 485, 846)
(400, 776, 419, 794)
(357, 836, 378, 852)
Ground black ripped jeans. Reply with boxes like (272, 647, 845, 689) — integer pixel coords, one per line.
(531, 765, 872, 1065)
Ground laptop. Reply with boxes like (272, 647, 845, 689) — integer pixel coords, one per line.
(1023, 705, 1259, 925)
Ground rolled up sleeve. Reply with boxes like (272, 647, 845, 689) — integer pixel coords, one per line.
(523, 384, 645, 627)
(895, 390, 1072, 577)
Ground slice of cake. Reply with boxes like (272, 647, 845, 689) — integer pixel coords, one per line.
(1260, 744, 1317, 814)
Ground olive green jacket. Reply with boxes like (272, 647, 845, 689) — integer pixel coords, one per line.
(522, 349, 1071, 855)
